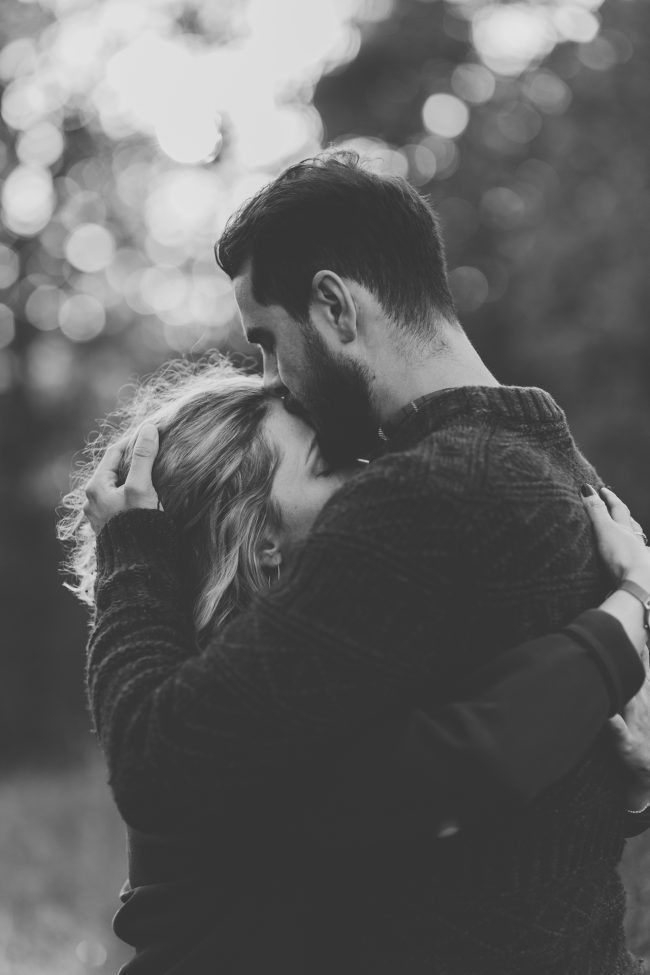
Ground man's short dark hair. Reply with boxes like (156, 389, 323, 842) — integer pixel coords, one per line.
(216, 151, 457, 338)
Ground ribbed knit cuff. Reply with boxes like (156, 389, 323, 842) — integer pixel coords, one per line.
(96, 508, 181, 580)
(563, 609, 645, 716)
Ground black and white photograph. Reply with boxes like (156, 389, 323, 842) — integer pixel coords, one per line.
(1, 0, 650, 972)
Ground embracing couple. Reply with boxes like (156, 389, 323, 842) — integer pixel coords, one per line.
(62, 152, 650, 974)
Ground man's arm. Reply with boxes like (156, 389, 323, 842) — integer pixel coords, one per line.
(88, 481, 643, 834)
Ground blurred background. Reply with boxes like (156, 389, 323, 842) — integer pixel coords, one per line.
(0, 0, 649, 970)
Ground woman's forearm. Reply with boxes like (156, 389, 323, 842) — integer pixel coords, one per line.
(599, 588, 648, 655)
(296, 611, 644, 849)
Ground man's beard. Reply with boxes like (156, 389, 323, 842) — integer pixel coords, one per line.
(284, 325, 381, 467)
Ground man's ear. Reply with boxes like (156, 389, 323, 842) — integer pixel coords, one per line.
(310, 270, 357, 345)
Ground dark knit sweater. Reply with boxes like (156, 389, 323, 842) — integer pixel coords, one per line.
(90, 386, 646, 975)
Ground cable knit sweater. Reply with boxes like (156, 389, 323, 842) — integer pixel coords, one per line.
(90, 385, 645, 975)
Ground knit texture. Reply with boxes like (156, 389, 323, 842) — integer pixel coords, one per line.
(90, 385, 642, 975)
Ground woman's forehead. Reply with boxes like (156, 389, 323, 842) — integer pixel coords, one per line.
(264, 400, 315, 452)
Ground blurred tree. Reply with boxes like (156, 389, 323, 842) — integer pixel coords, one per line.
(316, 0, 650, 522)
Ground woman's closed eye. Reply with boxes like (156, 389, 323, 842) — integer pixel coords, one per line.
(311, 449, 333, 477)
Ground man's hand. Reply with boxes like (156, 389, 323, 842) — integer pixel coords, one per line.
(83, 424, 161, 534)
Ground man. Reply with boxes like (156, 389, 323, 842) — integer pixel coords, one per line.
(85, 153, 650, 974)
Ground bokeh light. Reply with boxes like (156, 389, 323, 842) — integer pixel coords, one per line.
(2, 165, 55, 236)
(16, 121, 65, 167)
(24, 284, 62, 331)
(58, 293, 106, 342)
(0, 245, 20, 289)
(64, 224, 115, 274)
(448, 266, 490, 313)
(451, 63, 496, 105)
(553, 5, 600, 44)
(422, 94, 470, 139)
(0, 304, 16, 348)
(472, 4, 558, 76)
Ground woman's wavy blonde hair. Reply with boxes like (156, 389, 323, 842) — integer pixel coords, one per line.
(57, 355, 282, 643)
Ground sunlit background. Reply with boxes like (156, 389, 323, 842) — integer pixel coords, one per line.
(1, 0, 649, 971)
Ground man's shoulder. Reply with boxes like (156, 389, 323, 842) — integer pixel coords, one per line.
(379, 421, 555, 492)
(374, 418, 584, 519)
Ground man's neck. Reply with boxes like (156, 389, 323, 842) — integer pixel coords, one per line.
(372, 329, 500, 425)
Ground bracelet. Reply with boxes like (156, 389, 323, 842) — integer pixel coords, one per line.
(625, 799, 650, 815)
(619, 578, 650, 632)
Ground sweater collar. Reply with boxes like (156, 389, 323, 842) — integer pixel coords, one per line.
(378, 385, 566, 452)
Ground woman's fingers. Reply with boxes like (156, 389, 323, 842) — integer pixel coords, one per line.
(89, 441, 124, 491)
(581, 483, 650, 585)
(581, 485, 612, 526)
(599, 486, 633, 528)
(123, 424, 160, 507)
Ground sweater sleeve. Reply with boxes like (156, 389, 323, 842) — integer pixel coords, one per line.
(88, 459, 643, 833)
(300, 610, 641, 848)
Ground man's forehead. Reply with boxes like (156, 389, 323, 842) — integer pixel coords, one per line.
(232, 272, 253, 308)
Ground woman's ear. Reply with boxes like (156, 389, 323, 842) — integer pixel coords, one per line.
(258, 534, 282, 573)
(310, 270, 357, 344)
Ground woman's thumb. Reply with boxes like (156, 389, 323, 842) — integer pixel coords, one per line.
(125, 424, 159, 498)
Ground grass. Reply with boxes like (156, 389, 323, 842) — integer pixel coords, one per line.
(1, 755, 648, 973)
(0, 755, 130, 975)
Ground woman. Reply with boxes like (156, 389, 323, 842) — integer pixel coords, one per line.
(60, 356, 650, 973)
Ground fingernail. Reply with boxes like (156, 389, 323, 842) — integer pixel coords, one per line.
(580, 484, 595, 497)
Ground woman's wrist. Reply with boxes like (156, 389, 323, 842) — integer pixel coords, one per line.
(599, 589, 648, 655)
(621, 561, 650, 594)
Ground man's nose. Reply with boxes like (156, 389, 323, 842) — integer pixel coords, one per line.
(261, 355, 284, 394)
(262, 368, 284, 394)
(264, 377, 287, 398)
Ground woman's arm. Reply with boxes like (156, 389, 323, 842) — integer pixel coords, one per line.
(300, 610, 641, 849)
(580, 485, 650, 835)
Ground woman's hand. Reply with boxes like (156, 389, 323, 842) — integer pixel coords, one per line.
(581, 485, 650, 589)
(610, 645, 650, 812)
(582, 487, 650, 808)
(83, 424, 161, 534)
(582, 484, 650, 658)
